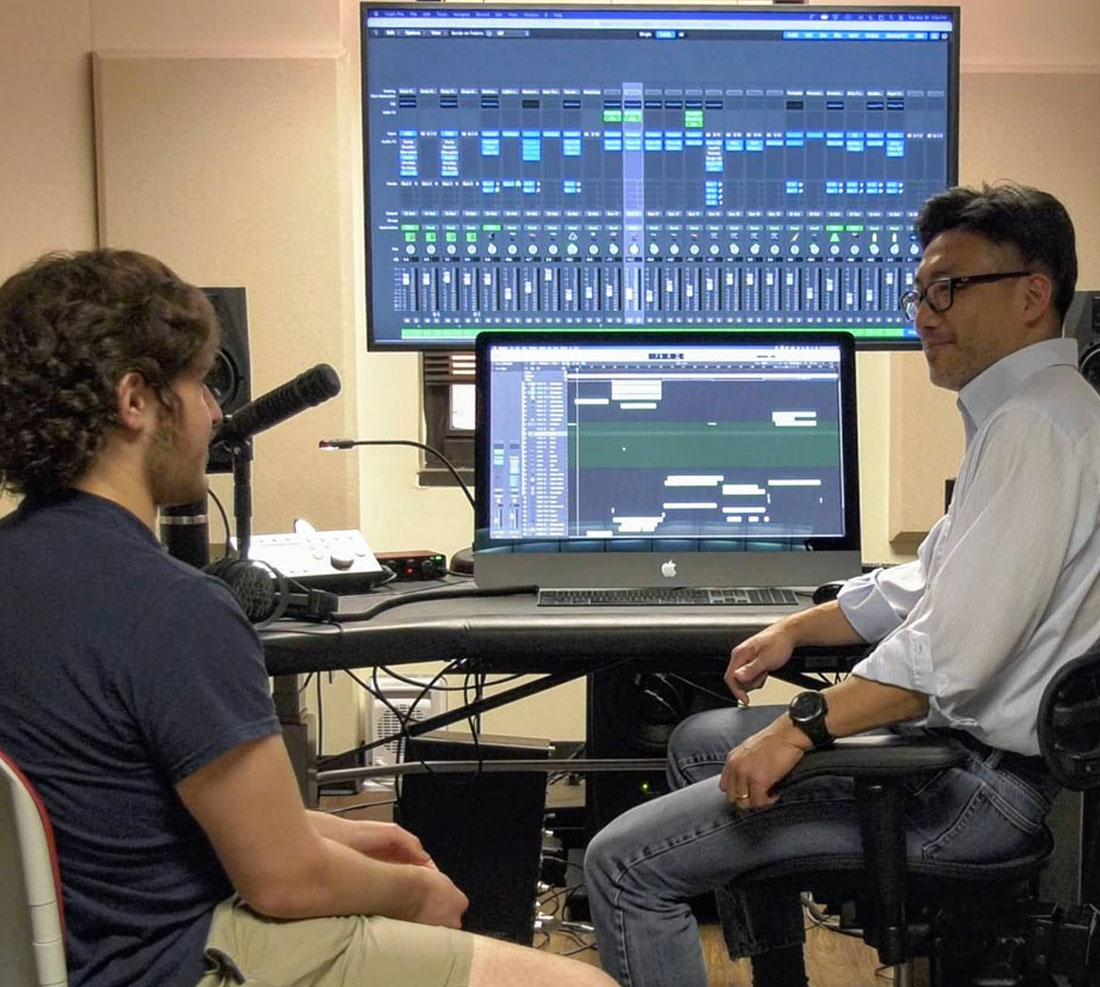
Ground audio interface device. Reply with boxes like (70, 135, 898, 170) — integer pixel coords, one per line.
(377, 551, 448, 581)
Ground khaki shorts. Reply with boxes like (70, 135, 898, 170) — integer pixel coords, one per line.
(195, 897, 473, 987)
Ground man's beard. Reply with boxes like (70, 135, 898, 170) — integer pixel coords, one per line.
(145, 414, 207, 507)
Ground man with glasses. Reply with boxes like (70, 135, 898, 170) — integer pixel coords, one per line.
(584, 184, 1100, 986)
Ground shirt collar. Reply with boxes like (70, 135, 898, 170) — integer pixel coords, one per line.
(20, 487, 162, 548)
(956, 337, 1079, 445)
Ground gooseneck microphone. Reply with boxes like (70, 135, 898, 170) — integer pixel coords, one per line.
(319, 437, 475, 511)
(215, 363, 341, 448)
(319, 436, 476, 575)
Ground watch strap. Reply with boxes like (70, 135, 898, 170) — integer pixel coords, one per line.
(789, 692, 835, 749)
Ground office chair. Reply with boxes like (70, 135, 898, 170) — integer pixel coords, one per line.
(0, 747, 68, 987)
(739, 647, 1100, 987)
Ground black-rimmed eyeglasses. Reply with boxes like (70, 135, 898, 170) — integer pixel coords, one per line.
(899, 271, 1033, 323)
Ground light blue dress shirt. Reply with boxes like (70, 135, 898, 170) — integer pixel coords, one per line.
(840, 337, 1100, 755)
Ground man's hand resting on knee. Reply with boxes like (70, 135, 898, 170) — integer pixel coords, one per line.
(720, 717, 810, 811)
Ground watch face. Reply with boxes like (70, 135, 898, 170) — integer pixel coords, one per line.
(790, 691, 825, 722)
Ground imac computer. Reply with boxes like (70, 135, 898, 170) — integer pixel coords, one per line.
(473, 330, 860, 590)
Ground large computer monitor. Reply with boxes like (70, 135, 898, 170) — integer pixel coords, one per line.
(473, 330, 861, 589)
(361, 3, 959, 350)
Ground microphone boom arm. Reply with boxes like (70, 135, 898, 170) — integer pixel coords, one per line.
(212, 364, 342, 561)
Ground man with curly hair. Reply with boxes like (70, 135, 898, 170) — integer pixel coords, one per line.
(0, 249, 614, 987)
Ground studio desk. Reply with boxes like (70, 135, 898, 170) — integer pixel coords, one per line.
(260, 580, 869, 811)
(260, 583, 1095, 935)
(262, 579, 867, 678)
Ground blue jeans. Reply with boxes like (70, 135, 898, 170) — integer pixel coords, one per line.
(583, 705, 1058, 987)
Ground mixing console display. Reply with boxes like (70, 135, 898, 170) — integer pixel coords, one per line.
(361, 5, 958, 349)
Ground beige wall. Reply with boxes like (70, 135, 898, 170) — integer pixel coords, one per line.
(93, 53, 360, 535)
(0, 0, 96, 518)
(2, 0, 1099, 748)
(0, 0, 96, 271)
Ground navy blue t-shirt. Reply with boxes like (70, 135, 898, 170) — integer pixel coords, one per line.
(0, 490, 281, 987)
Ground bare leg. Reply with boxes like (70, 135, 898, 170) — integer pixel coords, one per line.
(468, 933, 618, 987)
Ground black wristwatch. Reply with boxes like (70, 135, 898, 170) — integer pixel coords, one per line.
(788, 691, 835, 750)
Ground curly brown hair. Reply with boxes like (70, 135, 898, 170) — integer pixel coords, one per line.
(0, 249, 217, 498)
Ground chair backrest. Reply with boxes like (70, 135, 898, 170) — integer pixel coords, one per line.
(1039, 647, 1100, 790)
(0, 748, 68, 987)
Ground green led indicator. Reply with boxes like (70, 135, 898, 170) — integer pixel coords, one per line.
(845, 225, 865, 233)
(400, 224, 420, 232)
(624, 110, 643, 123)
(482, 223, 502, 232)
(684, 111, 704, 128)
(603, 109, 622, 123)
(445, 231, 457, 242)
(424, 232, 437, 243)
(404, 232, 416, 242)
(466, 232, 478, 242)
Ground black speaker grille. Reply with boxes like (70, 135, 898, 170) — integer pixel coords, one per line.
(202, 287, 250, 473)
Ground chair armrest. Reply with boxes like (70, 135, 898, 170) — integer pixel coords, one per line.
(780, 734, 967, 966)
(784, 735, 967, 786)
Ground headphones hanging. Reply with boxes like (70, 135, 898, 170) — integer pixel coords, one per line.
(203, 557, 338, 628)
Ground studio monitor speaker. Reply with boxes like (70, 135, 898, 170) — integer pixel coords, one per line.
(1064, 290, 1100, 391)
(396, 731, 549, 944)
(202, 287, 251, 474)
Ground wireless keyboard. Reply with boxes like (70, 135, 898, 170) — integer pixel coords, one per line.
(537, 587, 801, 607)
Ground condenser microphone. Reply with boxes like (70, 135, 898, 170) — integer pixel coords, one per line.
(214, 363, 341, 447)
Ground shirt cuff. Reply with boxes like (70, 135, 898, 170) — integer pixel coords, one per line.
(850, 626, 937, 697)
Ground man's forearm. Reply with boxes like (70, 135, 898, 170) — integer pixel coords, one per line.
(247, 830, 430, 921)
(727, 599, 869, 703)
(723, 673, 932, 809)
(821, 673, 929, 738)
(784, 599, 866, 649)
(768, 673, 930, 753)
(179, 735, 460, 926)
(778, 604, 926, 733)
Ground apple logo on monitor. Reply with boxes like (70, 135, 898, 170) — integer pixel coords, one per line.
(660, 559, 677, 579)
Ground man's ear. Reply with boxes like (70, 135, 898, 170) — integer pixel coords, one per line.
(1022, 271, 1055, 327)
(114, 371, 155, 435)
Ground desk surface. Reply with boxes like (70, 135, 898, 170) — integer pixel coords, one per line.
(261, 582, 864, 676)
